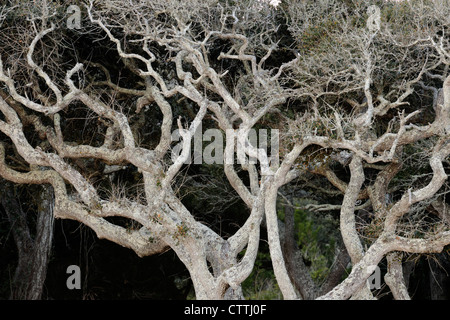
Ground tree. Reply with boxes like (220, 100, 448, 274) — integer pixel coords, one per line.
(0, 0, 449, 300)
(0, 183, 54, 299)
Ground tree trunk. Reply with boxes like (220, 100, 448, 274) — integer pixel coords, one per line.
(384, 252, 411, 300)
(265, 184, 298, 299)
(340, 156, 375, 300)
(283, 203, 317, 299)
(1, 183, 54, 300)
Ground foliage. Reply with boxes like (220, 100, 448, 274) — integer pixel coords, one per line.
(242, 251, 282, 300)
(278, 202, 338, 284)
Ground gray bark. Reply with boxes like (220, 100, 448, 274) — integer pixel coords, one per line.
(385, 252, 411, 300)
(283, 203, 317, 299)
(1, 182, 54, 300)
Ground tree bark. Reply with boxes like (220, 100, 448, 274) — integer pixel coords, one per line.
(340, 156, 374, 300)
(283, 203, 317, 299)
(1, 183, 54, 300)
(384, 252, 411, 300)
(265, 183, 298, 299)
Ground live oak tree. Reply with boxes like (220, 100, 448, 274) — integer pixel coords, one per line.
(0, 0, 449, 300)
